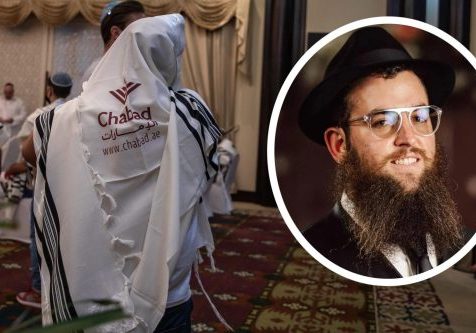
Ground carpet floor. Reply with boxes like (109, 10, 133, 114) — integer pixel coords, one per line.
(0, 239, 40, 331)
(0, 211, 455, 333)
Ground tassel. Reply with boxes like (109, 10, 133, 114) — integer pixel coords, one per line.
(196, 251, 204, 264)
(207, 246, 216, 272)
(194, 257, 233, 331)
(104, 214, 115, 226)
(111, 237, 135, 248)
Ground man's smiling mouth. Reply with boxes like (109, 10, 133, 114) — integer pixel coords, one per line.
(392, 157, 419, 165)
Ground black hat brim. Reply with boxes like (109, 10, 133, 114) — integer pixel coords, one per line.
(298, 59, 455, 145)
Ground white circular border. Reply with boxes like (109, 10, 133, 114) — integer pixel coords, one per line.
(267, 16, 476, 287)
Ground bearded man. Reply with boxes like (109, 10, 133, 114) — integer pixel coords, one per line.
(300, 26, 465, 278)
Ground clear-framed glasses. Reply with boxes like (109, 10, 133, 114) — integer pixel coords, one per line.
(345, 105, 442, 138)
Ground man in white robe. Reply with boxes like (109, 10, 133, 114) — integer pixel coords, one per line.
(0, 82, 26, 139)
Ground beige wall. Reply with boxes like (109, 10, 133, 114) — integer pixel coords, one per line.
(233, 0, 386, 193)
(307, 0, 386, 34)
(0, 16, 103, 114)
(0, 16, 50, 114)
(233, 0, 265, 192)
(471, 1, 476, 54)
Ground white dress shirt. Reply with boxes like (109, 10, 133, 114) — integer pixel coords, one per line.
(0, 96, 27, 138)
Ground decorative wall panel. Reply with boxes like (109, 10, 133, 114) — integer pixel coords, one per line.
(52, 15, 103, 99)
(0, 16, 48, 114)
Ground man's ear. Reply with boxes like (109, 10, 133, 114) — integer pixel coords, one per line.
(45, 85, 52, 99)
(110, 26, 122, 43)
(324, 127, 347, 163)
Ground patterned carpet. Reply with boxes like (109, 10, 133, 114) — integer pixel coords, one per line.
(376, 283, 453, 333)
(0, 211, 455, 333)
(0, 239, 40, 331)
(192, 211, 454, 333)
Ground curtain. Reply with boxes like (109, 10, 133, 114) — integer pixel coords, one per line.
(0, 0, 250, 133)
(0, 0, 249, 66)
(182, 16, 237, 132)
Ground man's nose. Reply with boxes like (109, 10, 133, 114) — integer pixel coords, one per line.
(394, 113, 416, 146)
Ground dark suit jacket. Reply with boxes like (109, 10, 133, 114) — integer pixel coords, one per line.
(302, 205, 463, 278)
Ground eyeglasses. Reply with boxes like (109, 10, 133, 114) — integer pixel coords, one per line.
(345, 105, 442, 138)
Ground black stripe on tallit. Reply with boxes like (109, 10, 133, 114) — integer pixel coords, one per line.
(35, 109, 81, 326)
(36, 111, 49, 179)
(179, 90, 221, 134)
(33, 212, 49, 283)
(174, 93, 206, 140)
(178, 91, 221, 140)
(174, 93, 219, 172)
(180, 90, 222, 171)
(45, 181, 79, 324)
(208, 142, 218, 173)
(175, 105, 211, 180)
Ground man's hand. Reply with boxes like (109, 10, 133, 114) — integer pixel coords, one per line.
(5, 161, 27, 179)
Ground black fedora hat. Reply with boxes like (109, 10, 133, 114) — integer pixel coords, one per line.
(299, 26, 455, 145)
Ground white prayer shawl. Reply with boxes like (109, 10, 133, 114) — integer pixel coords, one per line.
(33, 14, 219, 332)
(17, 98, 66, 140)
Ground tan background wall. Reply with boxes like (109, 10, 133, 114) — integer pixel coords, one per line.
(233, 0, 386, 193)
(233, 0, 265, 192)
(0, 15, 101, 114)
(471, 0, 476, 54)
(0, 17, 50, 114)
(306, 0, 386, 34)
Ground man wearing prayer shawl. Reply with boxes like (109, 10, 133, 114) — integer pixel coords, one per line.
(26, 14, 221, 332)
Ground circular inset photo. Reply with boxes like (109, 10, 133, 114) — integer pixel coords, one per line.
(268, 17, 476, 286)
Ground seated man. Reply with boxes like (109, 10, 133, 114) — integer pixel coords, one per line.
(299, 27, 467, 278)
(23, 14, 222, 332)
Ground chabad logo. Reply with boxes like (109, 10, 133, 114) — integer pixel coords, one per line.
(109, 82, 141, 104)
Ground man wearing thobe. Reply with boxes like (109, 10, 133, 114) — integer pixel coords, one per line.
(0, 82, 27, 139)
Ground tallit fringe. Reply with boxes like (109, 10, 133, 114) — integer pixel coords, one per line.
(105, 214, 115, 226)
(79, 142, 139, 332)
(111, 236, 135, 249)
(207, 245, 216, 271)
(194, 255, 233, 331)
(195, 237, 215, 272)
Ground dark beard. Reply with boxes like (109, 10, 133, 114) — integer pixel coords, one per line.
(334, 143, 463, 261)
